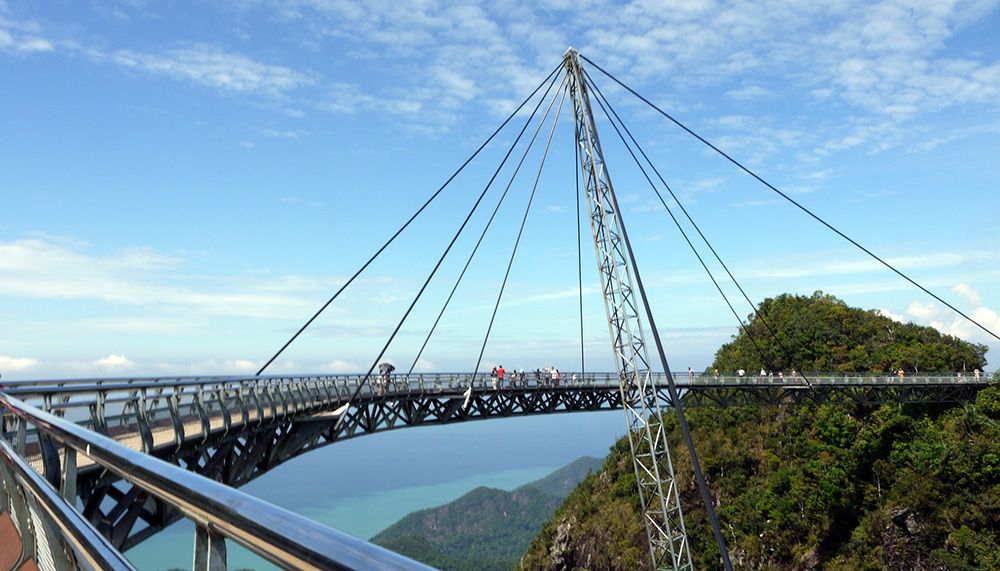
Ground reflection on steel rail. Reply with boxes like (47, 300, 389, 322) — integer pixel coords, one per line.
(0, 393, 433, 571)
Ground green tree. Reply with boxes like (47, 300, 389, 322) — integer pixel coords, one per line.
(710, 291, 987, 373)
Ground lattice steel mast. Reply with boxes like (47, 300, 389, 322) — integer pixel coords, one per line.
(565, 48, 693, 571)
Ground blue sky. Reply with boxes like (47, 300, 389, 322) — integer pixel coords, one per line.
(1, 0, 998, 379)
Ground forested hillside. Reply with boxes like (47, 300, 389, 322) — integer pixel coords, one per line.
(521, 293, 998, 570)
(711, 291, 986, 373)
(372, 457, 602, 570)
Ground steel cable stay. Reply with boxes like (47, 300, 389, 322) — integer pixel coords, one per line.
(583, 74, 780, 381)
(584, 70, 814, 386)
(575, 119, 587, 377)
(255, 61, 565, 376)
(581, 54, 1000, 344)
(472, 80, 570, 379)
(407, 70, 571, 375)
(335, 70, 568, 421)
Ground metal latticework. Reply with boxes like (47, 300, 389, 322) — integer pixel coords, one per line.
(565, 49, 693, 571)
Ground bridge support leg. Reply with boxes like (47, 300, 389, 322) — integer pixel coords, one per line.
(193, 525, 227, 571)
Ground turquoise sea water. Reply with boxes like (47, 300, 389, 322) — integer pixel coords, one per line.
(125, 465, 557, 570)
(125, 411, 624, 570)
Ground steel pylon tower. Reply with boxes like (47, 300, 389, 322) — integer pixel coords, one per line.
(565, 48, 693, 571)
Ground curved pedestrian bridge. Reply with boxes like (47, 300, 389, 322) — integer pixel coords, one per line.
(0, 371, 989, 569)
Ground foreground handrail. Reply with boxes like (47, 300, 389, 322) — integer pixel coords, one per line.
(0, 437, 136, 570)
(0, 393, 434, 571)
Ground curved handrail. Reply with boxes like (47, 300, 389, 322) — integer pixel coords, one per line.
(0, 393, 433, 571)
(0, 437, 136, 570)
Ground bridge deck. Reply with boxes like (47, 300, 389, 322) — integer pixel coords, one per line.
(1, 511, 39, 571)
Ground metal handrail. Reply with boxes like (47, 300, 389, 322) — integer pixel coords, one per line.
(1, 437, 136, 570)
(0, 393, 433, 571)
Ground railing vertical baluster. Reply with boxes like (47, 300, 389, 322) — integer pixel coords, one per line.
(136, 388, 153, 453)
(249, 386, 264, 427)
(194, 390, 210, 442)
(168, 390, 185, 450)
(39, 434, 61, 489)
(193, 524, 227, 571)
(5, 453, 35, 565)
(96, 390, 108, 435)
(60, 446, 76, 503)
(215, 388, 230, 435)
(234, 386, 249, 428)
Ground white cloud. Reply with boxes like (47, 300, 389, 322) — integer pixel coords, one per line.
(952, 283, 982, 306)
(322, 81, 422, 115)
(877, 309, 905, 323)
(92, 354, 135, 371)
(411, 357, 436, 373)
(0, 355, 38, 372)
(0, 237, 341, 319)
(7, 0, 996, 147)
(102, 44, 313, 96)
(725, 84, 773, 100)
(902, 299, 1000, 347)
(226, 359, 259, 373)
(498, 287, 600, 310)
(324, 359, 361, 373)
(738, 251, 1000, 281)
(906, 301, 937, 320)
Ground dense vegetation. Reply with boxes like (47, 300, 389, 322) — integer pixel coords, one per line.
(711, 291, 987, 373)
(372, 457, 602, 570)
(522, 293, 998, 570)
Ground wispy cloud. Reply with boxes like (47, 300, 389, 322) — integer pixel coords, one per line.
(321, 81, 422, 115)
(90, 354, 135, 371)
(0, 10, 54, 54)
(0, 237, 337, 319)
(98, 43, 313, 96)
(0, 355, 38, 372)
(899, 284, 1000, 348)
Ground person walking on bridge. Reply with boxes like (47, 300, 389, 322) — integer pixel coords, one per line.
(378, 362, 395, 397)
(497, 365, 506, 388)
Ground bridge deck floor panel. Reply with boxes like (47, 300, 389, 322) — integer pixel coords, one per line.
(1, 511, 39, 571)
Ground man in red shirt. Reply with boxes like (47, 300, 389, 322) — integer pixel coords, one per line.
(497, 365, 505, 388)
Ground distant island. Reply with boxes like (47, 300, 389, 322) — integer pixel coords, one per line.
(522, 292, 998, 570)
(371, 456, 603, 570)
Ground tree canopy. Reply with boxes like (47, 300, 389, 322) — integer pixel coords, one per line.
(710, 291, 987, 373)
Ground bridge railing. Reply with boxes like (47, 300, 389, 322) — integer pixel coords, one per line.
(1, 435, 136, 571)
(7, 369, 979, 449)
(2, 371, 988, 461)
(0, 392, 432, 571)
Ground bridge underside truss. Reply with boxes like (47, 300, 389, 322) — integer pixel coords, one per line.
(47, 381, 982, 552)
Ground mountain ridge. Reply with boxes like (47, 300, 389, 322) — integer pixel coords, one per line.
(371, 456, 603, 570)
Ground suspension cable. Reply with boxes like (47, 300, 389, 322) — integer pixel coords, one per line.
(585, 70, 812, 384)
(581, 54, 1000, 344)
(584, 74, 779, 376)
(472, 80, 569, 377)
(335, 69, 566, 418)
(255, 62, 565, 376)
(407, 71, 569, 375)
(575, 120, 586, 377)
